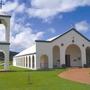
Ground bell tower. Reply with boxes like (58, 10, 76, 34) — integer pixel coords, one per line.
(0, 0, 11, 71)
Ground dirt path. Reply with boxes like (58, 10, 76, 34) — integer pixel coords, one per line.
(59, 68, 90, 84)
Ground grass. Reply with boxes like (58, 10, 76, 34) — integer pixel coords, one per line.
(0, 66, 90, 90)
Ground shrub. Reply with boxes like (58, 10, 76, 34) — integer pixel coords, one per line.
(61, 64, 66, 68)
(83, 64, 88, 68)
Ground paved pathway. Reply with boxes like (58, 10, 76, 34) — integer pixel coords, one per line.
(59, 68, 90, 84)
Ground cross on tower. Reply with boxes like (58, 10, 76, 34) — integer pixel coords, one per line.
(0, 0, 5, 9)
(0, 0, 3, 8)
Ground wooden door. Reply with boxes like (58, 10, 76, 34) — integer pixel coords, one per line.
(65, 55, 70, 67)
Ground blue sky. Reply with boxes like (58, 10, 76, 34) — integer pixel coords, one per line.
(0, 0, 90, 52)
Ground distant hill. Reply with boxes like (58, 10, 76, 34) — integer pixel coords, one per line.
(0, 51, 19, 61)
(9, 51, 19, 61)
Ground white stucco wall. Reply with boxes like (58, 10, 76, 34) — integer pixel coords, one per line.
(36, 42, 53, 69)
(13, 29, 90, 70)
(13, 54, 37, 70)
(36, 30, 90, 69)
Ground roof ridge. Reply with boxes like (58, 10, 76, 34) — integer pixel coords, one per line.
(35, 28, 90, 42)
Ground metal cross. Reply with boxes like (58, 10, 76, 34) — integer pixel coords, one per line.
(0, 0, 3, 8)
(0, 0, 5, 9)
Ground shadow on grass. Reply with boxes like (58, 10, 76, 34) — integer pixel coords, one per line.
(26, 67, 66, 72)
(0, 65, 66, 73)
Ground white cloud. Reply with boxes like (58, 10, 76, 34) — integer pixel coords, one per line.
(0, 0, 25, 13)
(27, 0, 90, 21)
(10, 23, 44, 52)
(75, 21, 90, 32)
(1, 0, 18, 12)
(0, 0, 44, 52)
(48, 28, 56, 34)
(15, 3, 26, 13)
(1, 0, 90, 52)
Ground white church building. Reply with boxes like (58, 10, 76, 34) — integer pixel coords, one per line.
(13, 28, 90, 70)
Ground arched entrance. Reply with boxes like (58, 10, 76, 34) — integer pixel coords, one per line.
(0, 51, 5, 69)
(86, 47, 90, 67)
(65, 44, 82, 67)
(53, 45, 60, 68)
(40, 55, 48, 69)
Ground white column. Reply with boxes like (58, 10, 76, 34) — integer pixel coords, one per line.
(60, 47, 65, 67)
(23, 56, 25, 67)
(81, 48, 86, 67)
(21, 57, 23, 67)
(21, 57, 23, 66)
(24, 56, 26, 67)
(26, 56, 27, 68)
(5, 19, 10, 43)
(34, 55, 37, 70)
(13, 57, 16, 66)
(31, 55, 32, 69)
(35, 54, 40, 69)
(20, 57, 21, 66)
(27, 56, 29, 68)
(48, 52, 53, 69)
(4, 51, 9, 70)
(16, 57, 17, 66)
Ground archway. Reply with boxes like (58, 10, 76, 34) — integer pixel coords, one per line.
(0, 19, 8, 42)
(65, 44, 82, 67)
(0, 51, 5, 69)
(0, 24, 6, 41)
(53, 45, 60, 68)
(40, 55, 48, 69)
(86, 47, 90, 67)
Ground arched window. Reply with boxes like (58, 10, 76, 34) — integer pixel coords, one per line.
(53, 45, 60, 68)
(40, 55, 48, 69)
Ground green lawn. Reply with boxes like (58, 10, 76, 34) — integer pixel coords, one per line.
(0, 66, 90, 90)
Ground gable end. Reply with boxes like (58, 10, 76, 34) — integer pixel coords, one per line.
(35, 28, 90, 43)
